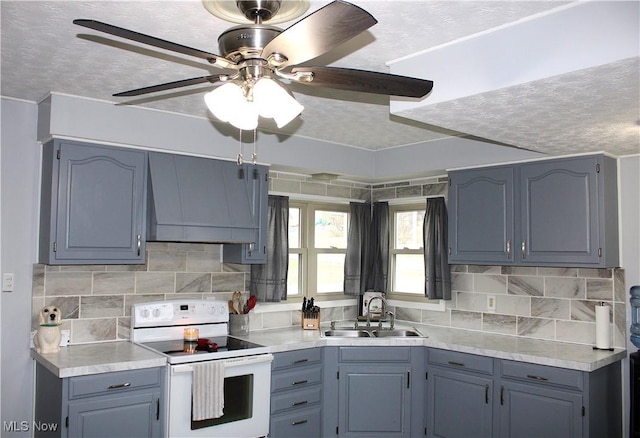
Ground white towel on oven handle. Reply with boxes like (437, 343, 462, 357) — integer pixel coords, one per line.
(192, 361, 225, 421)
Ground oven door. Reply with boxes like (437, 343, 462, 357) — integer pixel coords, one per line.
(169, 354, 273, 438)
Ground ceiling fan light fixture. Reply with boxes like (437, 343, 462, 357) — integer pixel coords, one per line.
(253, 77, 303, 127)
(204, 82, 259, 130)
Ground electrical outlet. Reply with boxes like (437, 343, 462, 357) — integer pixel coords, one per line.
(2, 273, 14, 292)
(487, 295, 497, 312)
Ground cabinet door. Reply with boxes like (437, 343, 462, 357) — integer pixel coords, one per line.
(338, 365, 411, 437)
(518, 157, 600, 265)
(448, 166, 515, 264)
(427, 367, 493, 438)
(41, 141, 147, 264)
(68, 391, 160, 438)
(499, 381, 582, 438)
(223, 164, 269, 264)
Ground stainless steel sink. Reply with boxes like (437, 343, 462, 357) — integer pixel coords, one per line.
(322, 327, 426, 338)
(323, 329, 372, 337)
(372, 329, 424, 337)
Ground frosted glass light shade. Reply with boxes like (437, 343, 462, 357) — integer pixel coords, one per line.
(253, 78, 304, 128)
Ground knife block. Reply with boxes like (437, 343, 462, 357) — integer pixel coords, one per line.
(301, 310, 320, 330)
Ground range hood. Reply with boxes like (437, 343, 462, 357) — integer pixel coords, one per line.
(147, 152, 257, 243)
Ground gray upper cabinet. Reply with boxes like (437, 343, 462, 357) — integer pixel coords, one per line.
(448, 166, 515, 264)
(39, 140, 147, 265)
(448, 154, 619, 267)
(223, 164, 269, 264)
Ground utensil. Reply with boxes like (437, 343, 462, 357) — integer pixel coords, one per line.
(247, 295, 257, 312)
(228, 300, 236, 314)
(232, 291, 243, 315)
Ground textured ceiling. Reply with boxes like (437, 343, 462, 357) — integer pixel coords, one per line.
(1, 0, 639, 160)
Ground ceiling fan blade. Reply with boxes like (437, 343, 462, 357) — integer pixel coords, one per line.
(291, 66, 434, 98)
(113, 75, 226, 97)
(261, 1, 377, 69)
(73, 19, 237, 70)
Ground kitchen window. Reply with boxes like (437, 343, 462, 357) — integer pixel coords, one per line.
(288, 201, 349, 298)
(389, 204, 426, 296)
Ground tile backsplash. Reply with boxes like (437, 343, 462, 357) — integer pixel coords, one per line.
(31, 171, 627, 348)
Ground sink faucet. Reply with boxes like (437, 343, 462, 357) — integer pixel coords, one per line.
(366, 296, 387, 327)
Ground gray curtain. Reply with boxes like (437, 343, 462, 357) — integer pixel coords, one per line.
(424, 197, 451, 300)
(250, 196, 289, 302)
(344, 202, 389, 295)
(365, 202, 389, 291)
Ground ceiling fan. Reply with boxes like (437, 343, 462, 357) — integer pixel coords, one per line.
(73, 0, 434, 130)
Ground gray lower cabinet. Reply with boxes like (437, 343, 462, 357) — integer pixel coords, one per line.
(425, 349, 621, 438)
(448, 154, 619, 267)
(426, 349, 494, 438)
(323, 346, 425, 437)
(39, 139, 147, 265)
(34, 363, 164, 438)
(497, 359, 621, 438)
(270, 348, 323, 437)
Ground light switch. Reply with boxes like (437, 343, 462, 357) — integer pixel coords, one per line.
(2, 273, 14, 292)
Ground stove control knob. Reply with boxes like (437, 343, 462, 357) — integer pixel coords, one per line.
(141, 308, 150, 318)
(152, 308, 161, 318)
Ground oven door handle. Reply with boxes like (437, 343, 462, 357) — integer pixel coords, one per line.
(171, 354, 274, 374)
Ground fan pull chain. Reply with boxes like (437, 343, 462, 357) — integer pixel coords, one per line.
(237, 128, 243, 165)
(251, 128, 258, 164)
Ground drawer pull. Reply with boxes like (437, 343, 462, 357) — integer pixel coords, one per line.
(108, 382, 131, 389)
(292, 400, 308, 407)
(292, 420, 308, 426)
(293, 359, 309, 364)
(526, 374, 548, 381)
(448, 361, 465, 367)
(292, 380, 308, 386)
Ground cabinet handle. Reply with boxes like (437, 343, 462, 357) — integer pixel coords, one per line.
(108, 382, 131, 389)
(500, 386, 504, 405)
(292, 420, 308, 426)
(292, 380, 308, 386)
(526, 374, 548, 381)
(292, 400, 308, 407)
(521, 240, 526, 259)
(447, 361, 465, 367)
(448, 247, 452, 256)
(136, 234, 141, 256)
(293, 359, 308, 364)
(485, 384, 489, 404)
(506, 240, 511, 258)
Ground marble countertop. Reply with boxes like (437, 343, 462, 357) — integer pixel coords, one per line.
(33, 323, 627, 378)
(32, 341, 167, 378)
(240, 323, 627, 372)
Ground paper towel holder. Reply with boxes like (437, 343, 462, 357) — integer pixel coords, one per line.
(593, 301, 614, 351)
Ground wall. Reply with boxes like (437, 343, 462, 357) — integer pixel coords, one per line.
(1, 98, 40, 435)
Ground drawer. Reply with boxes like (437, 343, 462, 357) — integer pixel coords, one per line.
(272, 365, 322, 392)
(69, 367, 162, 399)
(428, 349, 494, 375)
(270, 405, 322, 438)
(271, 386, 322, 414)
(500, 360, 583, 390)
(272, 348, 322, 371)
(339, 346, 411, 363)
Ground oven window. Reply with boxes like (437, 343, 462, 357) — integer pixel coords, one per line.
(191, 374, 254, 430)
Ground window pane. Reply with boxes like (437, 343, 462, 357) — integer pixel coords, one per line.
(395, 210, 425, 249)
(287, 253, 300, 295)
(394, 254, 424, 294)
(317, 253, 345, 293)
(315, 211, 348, 249)
(289, 207, 301, 248)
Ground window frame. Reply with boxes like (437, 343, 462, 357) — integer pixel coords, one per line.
(387, 203, 427, 301)
(288, 200, 350, 301)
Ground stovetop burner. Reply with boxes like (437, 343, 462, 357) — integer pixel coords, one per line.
(142, 336, 263, 357)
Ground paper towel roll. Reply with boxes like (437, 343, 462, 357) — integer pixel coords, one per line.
(595, 302, 611, 349)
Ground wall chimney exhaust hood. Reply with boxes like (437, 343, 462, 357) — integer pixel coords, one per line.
(147, 152, 257, 243)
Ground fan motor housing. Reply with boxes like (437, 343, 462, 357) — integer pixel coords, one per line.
(218, 25, 282, 62)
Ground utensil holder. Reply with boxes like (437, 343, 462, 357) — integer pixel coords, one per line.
(229, 313, 250, 336)
(301, 310, 320, 330)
